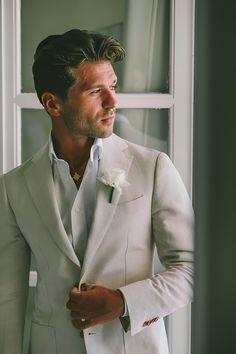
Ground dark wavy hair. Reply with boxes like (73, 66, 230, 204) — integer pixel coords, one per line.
(32, 29, 126, 103)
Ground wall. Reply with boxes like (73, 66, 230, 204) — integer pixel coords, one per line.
(193, 1, 236, 353)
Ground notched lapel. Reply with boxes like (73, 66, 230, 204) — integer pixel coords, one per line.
(81, 135, 133, 274)
(24, 145, 80, 267)
(81, 181, 121, 272)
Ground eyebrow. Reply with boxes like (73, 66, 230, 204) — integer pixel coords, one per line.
(83, 79, 118, 92)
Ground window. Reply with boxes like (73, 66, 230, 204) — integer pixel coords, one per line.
(0, 0, 195, 353)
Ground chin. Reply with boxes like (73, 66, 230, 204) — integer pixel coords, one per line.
(94, 128, 113, 139)
(102, 130, 113, 138)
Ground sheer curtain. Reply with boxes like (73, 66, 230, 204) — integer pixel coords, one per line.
(115, 0, 170, 152)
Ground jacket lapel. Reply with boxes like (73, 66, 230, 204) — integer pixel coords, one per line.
(23, 144, 80, 267)
(81, 135, 133, 277)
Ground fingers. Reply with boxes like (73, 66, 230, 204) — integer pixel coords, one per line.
(66, 284, 125, 329)
(72, 318, 91, 330)
(66, 298, 82, 311)
(72, 282, 95, 293)
(69, 307, 94, 330)
(69, 286, 81, 298)
(71, 315, 100, 330)
(66, 285, 95, 311)
(70, 310, 84, 319)
(66, 285, 97, 325)
(71, 313, 90, 330)
(68, 284, 96, 302)
(72, 319, 88, 330)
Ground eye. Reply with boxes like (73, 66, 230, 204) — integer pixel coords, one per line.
(90, 88, 101, 95)
(111, 84, 117, 91)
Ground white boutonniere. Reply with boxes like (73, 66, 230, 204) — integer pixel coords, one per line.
(98, 168, 130, 203)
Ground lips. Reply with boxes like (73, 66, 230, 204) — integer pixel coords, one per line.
(100, 115, 115, 124)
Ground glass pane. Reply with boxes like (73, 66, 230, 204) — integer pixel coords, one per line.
(21, 108, 168, 162)
(21, 0, 169, 94)
(21, 0, 125, 93)
(115, 109, 169, 152)
(21, 109, 51, 162)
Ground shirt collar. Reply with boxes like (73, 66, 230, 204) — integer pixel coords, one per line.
(48, 133, 103, 165)
(90, 138, 103, 163)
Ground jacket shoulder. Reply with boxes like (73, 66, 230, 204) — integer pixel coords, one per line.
(0, 143, 49, 181)
(109, 133, 165, 161)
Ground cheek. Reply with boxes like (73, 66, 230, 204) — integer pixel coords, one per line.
(81, 95, 103, 111)
(78, 101, 98, 116)
(69, 96, 103, 122)
(82, 106, 103, 122)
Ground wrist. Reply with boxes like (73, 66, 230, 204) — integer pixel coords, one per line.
(116, 289, 125, 317)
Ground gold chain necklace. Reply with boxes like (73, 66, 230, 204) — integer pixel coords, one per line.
(72, 172, 81, 181)
(71, 158, 89, 182)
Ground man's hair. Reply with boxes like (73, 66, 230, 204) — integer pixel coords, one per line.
(32, 29, 125, 103)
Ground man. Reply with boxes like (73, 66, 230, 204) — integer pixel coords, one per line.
(0, 29, 194, 354)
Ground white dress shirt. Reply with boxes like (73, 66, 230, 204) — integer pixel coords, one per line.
(49, 136, 103, 264)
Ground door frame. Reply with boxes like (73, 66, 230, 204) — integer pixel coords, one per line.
(0, 1, 195, 353)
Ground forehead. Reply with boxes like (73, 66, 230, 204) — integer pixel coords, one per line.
(70, 60, 117, 89)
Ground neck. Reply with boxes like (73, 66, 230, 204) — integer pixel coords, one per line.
(51, 130, 94, 171)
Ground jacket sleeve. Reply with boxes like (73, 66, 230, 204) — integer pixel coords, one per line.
(119, 152, 194, 336)
(0, 175, 30, 353)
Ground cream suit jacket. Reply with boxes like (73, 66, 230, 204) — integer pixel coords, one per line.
(0, 134, 194, 354)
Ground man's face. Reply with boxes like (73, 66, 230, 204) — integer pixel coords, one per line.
(60, 60, 118, 139)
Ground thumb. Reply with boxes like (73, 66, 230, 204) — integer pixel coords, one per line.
(69, 286, 80, 298)
(80, 283, 96, 291)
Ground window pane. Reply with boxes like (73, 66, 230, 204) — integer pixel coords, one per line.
(21, 0, 125, 92)
(21, 109, 51, 162)
(21, 108, 168, 162)
(115, 109, 169, 152)
(21, 0, 169, 94)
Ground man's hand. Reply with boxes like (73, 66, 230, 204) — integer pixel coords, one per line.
(66, 284, 125, 330)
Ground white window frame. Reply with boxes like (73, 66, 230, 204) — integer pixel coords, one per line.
(0, 0, 195, 353)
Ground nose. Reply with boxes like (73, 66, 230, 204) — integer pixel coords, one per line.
(102, 88, 117, 110)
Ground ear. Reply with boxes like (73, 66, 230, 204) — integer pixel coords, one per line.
(41, 92, 62, 117)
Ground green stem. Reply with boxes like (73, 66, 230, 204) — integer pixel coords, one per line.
(109, 187, 115, 203)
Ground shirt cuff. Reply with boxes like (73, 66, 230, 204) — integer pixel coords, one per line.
(118, 288, 130, 332)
